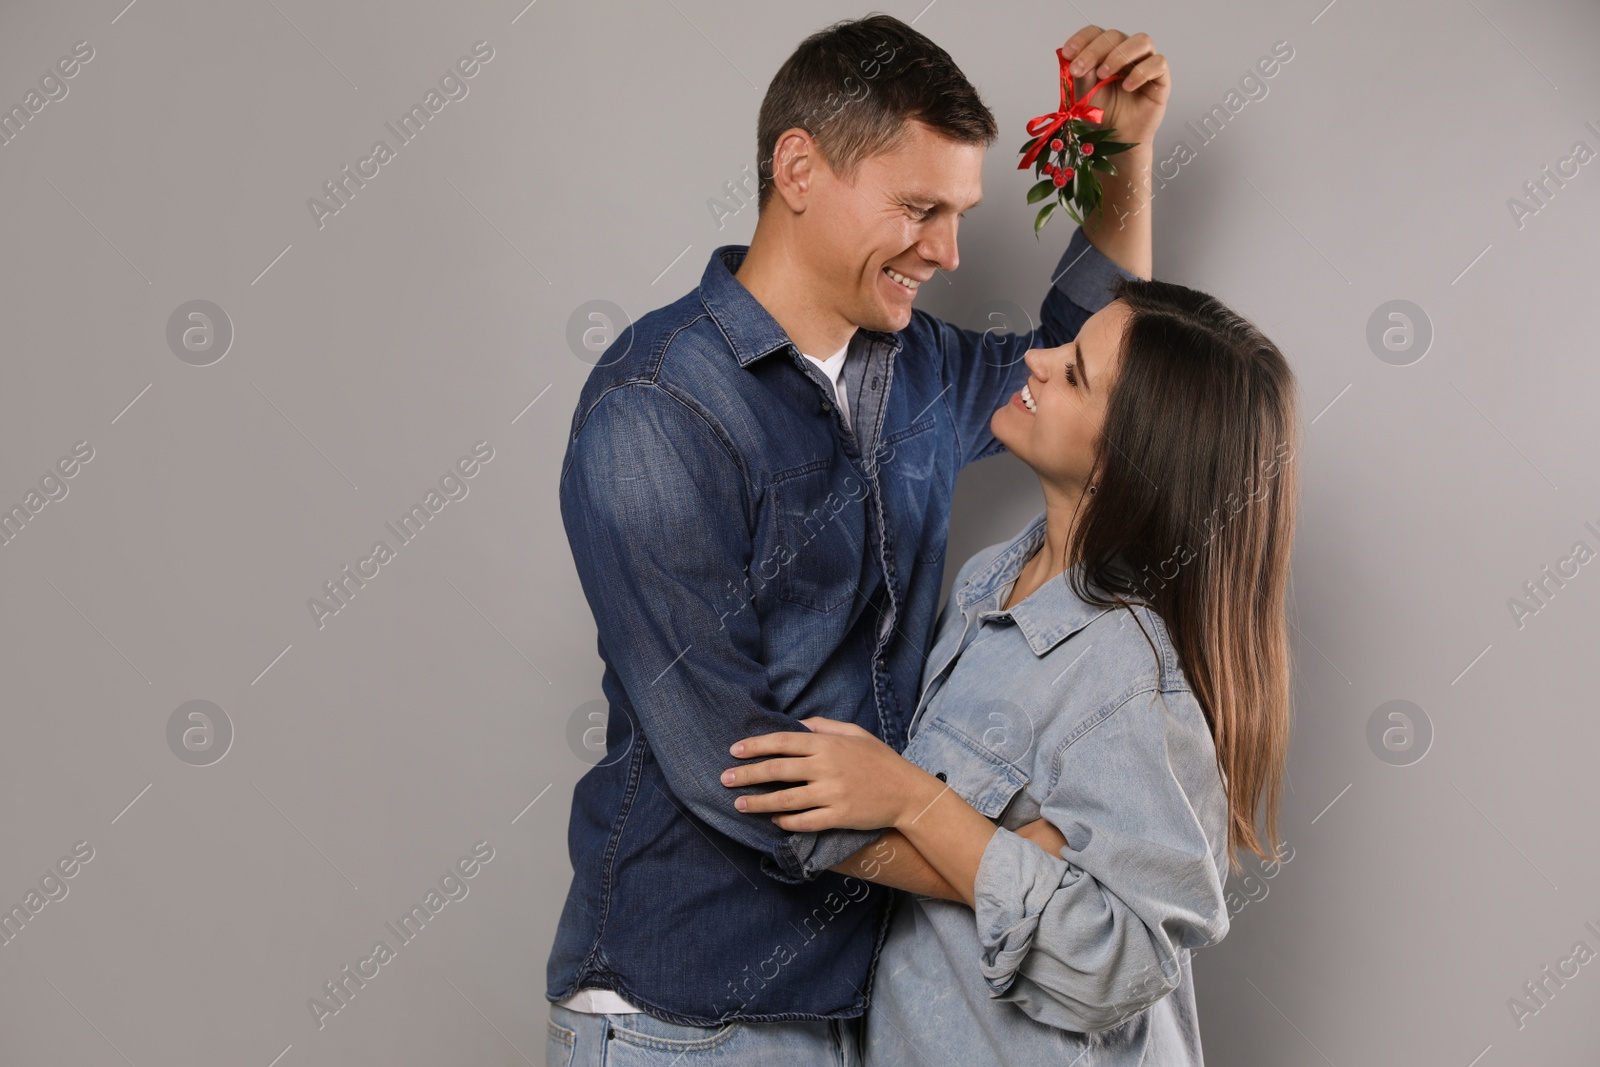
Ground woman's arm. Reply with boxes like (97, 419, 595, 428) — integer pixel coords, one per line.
(967, 690, 1231, 1033)
(832, 819, 1068, 902)
(828, 820, 1072, 903)
(721, 718, 1072, 908)
(827, 829, 960, 900)
(722, 702, 1229, 1034)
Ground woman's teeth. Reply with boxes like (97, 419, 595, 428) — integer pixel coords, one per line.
(1020, 382, 1038, 413)
(883, 266, 920, 292)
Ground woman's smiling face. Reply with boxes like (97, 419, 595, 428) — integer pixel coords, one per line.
(992, 300, 1129, 492)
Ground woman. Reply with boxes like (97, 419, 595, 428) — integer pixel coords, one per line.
(720, 276, 1298, 1064)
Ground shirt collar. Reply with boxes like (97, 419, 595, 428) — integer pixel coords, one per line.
(959, 510, 1114, 657)
(700, 244, 904, 368)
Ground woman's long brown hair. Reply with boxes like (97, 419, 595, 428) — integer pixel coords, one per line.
(1060, 276, 1298, 874)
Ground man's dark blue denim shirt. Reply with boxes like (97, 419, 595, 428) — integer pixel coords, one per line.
(548, 225, 1138, 1026)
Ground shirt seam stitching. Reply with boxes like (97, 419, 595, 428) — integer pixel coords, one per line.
(1045, 683, 1163, 796)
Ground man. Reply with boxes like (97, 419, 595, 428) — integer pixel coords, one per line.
(547, 13, 1162, 1064)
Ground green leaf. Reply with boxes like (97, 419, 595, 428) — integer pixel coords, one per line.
(1026, 178, 1056, 204)
(1096, 140, 1140, 156)
(1033, 200, 1057, 235)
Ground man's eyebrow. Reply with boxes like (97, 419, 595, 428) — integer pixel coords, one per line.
(1075, 339, 1090, 393)
(901, 192, 983, 212)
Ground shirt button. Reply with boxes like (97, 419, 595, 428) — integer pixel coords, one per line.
(935, 771, 947, 782)
(876, 657, 887, 670)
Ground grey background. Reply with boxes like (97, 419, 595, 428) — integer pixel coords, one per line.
(2, 0, 1596, 1064)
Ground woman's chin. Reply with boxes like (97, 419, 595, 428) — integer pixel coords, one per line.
(990, 416, 1035, 471)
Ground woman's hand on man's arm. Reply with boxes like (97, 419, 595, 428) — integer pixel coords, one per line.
(719, 715, 1072, 904)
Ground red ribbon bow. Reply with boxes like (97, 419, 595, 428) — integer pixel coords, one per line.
(1017, 47, 1124, 171)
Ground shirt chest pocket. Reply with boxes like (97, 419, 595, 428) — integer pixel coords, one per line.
(767, 460, 870, 614)
(900, 715, 1030, 819)
(876, 416, 952, 566)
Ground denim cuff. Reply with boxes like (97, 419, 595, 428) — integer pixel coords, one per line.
(1051, 225, 1140, 313)
(972, 825, 1077, 996)
(767, 827, 891, 884)
(759, 838, 809, 885)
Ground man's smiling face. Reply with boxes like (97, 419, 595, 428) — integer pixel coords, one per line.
(807, 119, 985, 334)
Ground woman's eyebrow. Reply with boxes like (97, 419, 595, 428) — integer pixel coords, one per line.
(1075, 339, 1090, 393)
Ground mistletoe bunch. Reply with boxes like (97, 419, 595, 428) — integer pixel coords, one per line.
(1018, 47, 1140, 234)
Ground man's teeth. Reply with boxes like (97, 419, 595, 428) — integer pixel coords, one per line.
(1020, 383, 1037, 413)
(883, 267, 920, 290)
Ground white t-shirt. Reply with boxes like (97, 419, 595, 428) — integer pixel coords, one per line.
(802, 340, 851, 429)
(557, 987, 642, 1013)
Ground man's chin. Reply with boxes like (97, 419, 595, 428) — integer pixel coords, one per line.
(860, 301, 913, 335)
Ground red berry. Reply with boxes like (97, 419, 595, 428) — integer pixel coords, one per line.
(1062, 167, 1075, 179)
(1050, 138, 1063, 151)
(1052, 171, 1067, 187)
(1043, 162, 1055, 174)
(1082, 142, 1095, 156)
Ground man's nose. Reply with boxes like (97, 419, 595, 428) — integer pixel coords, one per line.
(917, 215, 960, 272)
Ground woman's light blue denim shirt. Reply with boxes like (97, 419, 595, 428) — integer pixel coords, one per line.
(861, 510, 1233, 1066)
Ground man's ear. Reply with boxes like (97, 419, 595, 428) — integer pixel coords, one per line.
(769, 126, 818, 213)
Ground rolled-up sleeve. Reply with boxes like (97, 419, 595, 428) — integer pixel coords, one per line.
(970, 687, 1230, 1033)
(561, 381, 858, 885)
(928, 224, 1141, 468)
(786, 826, 892, 880)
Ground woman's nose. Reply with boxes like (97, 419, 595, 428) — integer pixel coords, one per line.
(1023, 347, 1048, 382)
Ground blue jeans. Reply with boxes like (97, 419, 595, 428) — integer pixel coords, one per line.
(546, 1003, 860, 1066)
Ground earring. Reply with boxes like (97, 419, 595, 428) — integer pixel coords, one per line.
(1088, 484, 1098, 495)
